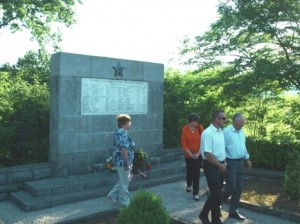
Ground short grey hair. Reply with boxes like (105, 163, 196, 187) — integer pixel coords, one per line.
(233, 113, 244, 122)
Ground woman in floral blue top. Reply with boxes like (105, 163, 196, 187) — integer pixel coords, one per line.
(107, 114, 134, 207)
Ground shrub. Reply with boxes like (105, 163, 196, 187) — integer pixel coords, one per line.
(246, 138, 299, 171)
(284, 150, 300, 199)
(117, 190, 169, 224)
(0, 72, 49, 166)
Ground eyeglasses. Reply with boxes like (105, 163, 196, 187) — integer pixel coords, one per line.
(218, 117, 227, 121)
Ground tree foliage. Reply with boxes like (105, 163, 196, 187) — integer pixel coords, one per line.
(0, 0, 81, 49)
(164, 68, 225, 148)
(1, 49, 50, 84)
(0, 51, 50, 166)
(180, 0, 300, 93)
(163, 68, 300, 148)
(0, 0, 80, 165)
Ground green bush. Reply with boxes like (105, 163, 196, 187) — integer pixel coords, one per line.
(284, 150, 300, 199)
(163, 68, 300, 174)
(0, 72, 49, 166)
(117, 190, 169, 224)
(247, 138, 299, 171)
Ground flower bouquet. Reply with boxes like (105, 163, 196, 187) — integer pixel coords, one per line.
(105, 156, 116, 172)
(132, 148, 151, 178)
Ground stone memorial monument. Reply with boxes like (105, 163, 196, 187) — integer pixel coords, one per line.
(50, 52, 164, 176)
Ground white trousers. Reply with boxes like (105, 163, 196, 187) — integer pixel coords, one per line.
(107, 165, 132, 206)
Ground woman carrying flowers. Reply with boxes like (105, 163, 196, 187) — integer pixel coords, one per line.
(107, 114, 134, 207)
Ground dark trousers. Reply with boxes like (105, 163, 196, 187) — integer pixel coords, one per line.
(185, 156, 202, 195)
(201, 159, 224, 222)
(222, 159, 244, 213)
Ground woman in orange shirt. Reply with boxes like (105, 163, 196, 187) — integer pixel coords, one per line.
(181, 112, 204, 201)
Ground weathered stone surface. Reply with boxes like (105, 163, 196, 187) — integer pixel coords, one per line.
(33, 167, 51, 180)
(50, 53, 164, 176)
(0, 173, 7, 184)
(13, 170, 33, 182)
(9, 159, 185, 211)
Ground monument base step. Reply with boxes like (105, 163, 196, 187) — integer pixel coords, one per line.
(9, 160, 187, 211)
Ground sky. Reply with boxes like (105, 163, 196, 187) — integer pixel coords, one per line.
(0, 0, 218, 70)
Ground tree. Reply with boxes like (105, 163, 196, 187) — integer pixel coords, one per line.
(0, 0, 78, 165)
(284, 95, 300, 141)
(0, 51, 51, 166)
(163, 68, 225, 148)
(0, 0, 81, 49)
(1, 50, 51, 84)
(180, 0, 300, 93)
(0, 71, 50, 166)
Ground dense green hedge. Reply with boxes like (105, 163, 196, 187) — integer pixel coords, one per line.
(247, 138, 300, 171)
(284, 150, 300, 199)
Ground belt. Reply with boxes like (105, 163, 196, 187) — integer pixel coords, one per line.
(204, 159, 227, 167)
(226, 158, 243, 161)
(204, 159, 225, 163)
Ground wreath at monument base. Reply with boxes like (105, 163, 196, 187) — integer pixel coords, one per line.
(105, 149, 151, 178)
(105, 157, 116, 172)
(132, 149, 151, 178)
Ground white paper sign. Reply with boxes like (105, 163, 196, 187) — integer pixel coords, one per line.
(81, 78, 148, 115)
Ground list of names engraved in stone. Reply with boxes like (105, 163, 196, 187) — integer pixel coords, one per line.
(81, 78, 148, 115)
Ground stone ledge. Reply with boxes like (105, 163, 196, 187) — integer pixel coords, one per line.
(66, 208, 188, 224)
(0, 163, 51, 194)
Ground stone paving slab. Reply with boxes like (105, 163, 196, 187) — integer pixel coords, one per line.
(151, 179, 299, 224)
(0, 176, 298, 224)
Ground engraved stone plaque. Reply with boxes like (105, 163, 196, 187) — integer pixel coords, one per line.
(81, 78, 148, 115)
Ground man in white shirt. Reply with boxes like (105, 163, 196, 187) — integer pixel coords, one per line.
(222, 113, 252, 221)
(199, 110, 227, 224)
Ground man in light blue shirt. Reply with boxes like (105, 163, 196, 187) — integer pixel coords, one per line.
(222, 113, 252, 221)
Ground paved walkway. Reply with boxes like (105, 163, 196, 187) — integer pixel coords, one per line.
(0, 176, 298, 224)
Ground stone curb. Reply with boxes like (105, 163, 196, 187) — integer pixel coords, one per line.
(65, 208, 189, 224)
(58, 208, 120, 224)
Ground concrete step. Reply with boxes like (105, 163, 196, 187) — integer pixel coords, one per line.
(22, 160, 185, 197)
(9, 160, 186, 211)
(10, 185, 110, 212)
(23, 172, 118, 197)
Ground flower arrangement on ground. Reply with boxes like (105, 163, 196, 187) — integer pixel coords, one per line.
(105, 149, 151, 177)
(132, 148, 151, 178)
(105, 156, 116, 171)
